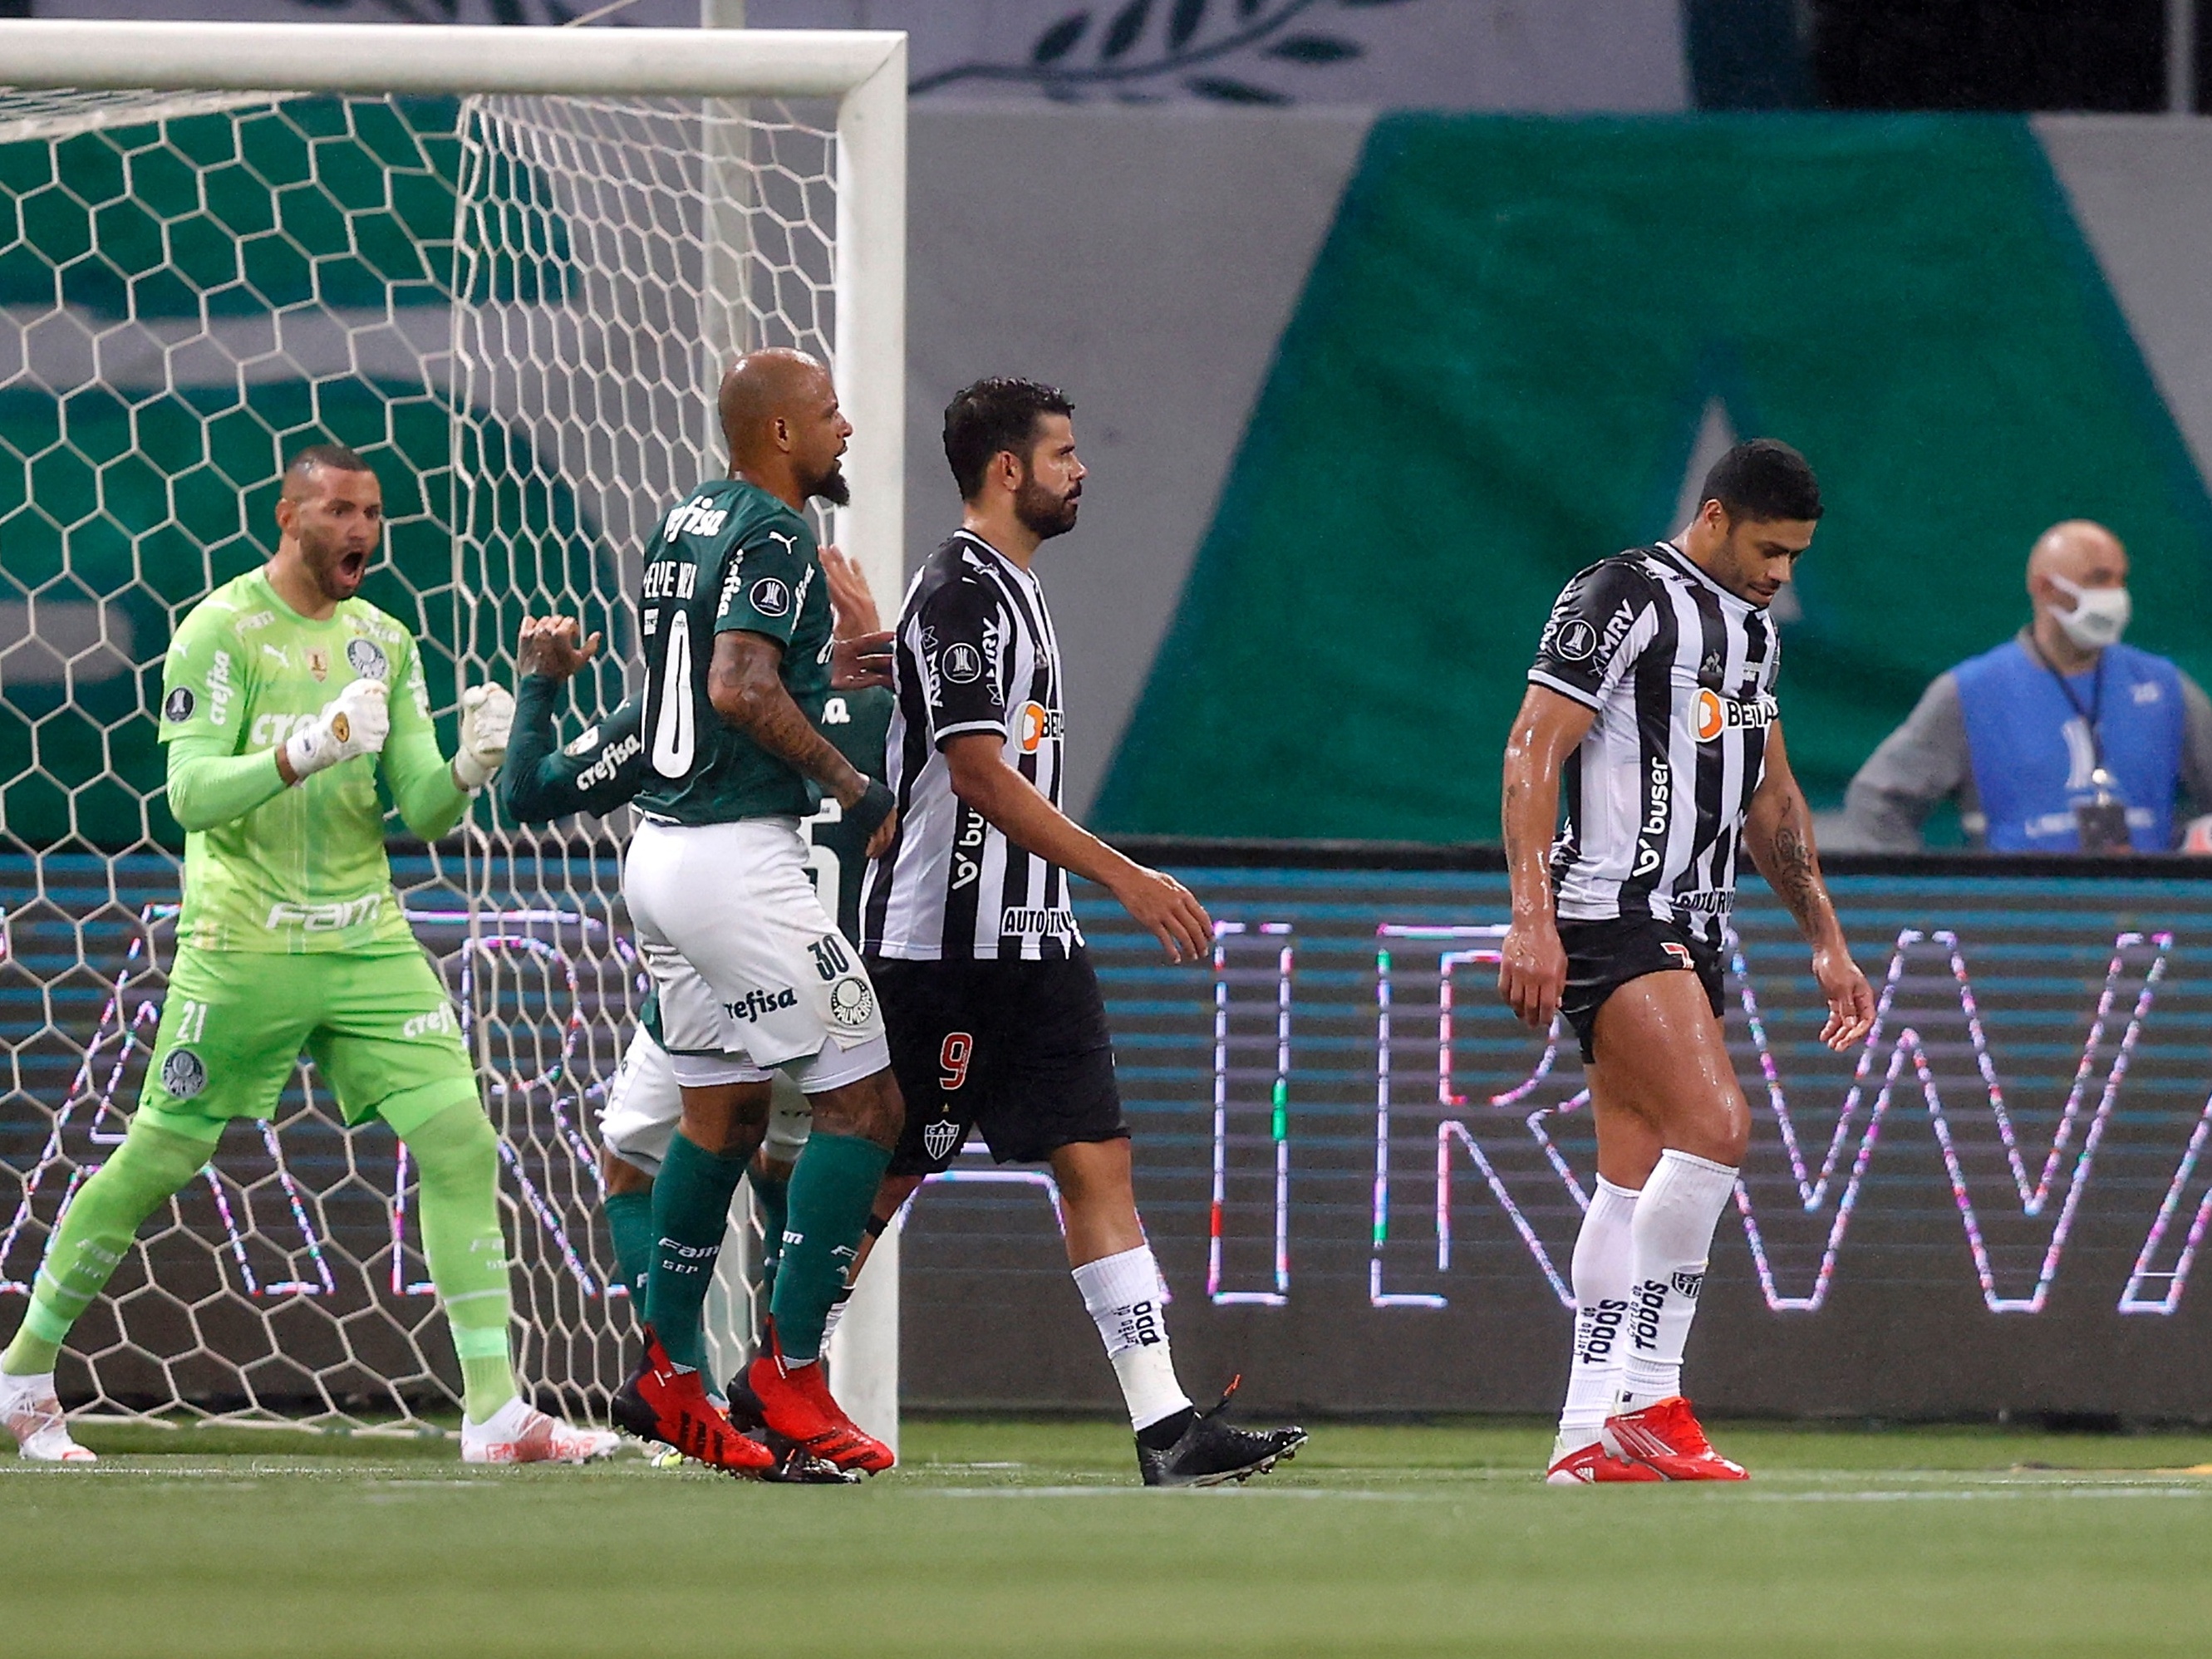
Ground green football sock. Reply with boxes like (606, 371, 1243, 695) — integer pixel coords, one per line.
(770, 1131, 890, 1366)
(645, 1133, 750, 1374)
(602, 1189, 656, 1302)
(2, 1119, 209, 1377)
(402, 1104, 518, 1424)
(750, 1164, 790, 1310)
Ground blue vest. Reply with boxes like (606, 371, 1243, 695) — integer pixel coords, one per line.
(1954, 637, 2185, 852)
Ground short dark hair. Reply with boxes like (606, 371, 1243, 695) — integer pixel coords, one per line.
(283, 443, 375, 493)
(1700, 438, 1821, 523)
(943, 378, 1074, 502)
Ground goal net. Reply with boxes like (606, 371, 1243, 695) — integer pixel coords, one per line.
(0, 22, 905, 1434)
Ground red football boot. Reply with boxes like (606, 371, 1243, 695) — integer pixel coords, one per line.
(1601, 1396, 1748, 1481)
(745, 1323, 896, 1475)
(611, 1328, 776, 1476)
(1546, 1438, 1664, 1485)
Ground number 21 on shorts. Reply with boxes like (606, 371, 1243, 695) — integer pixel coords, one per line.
(171, 998, 210, 1043)
(938, 1032, 974, 1092)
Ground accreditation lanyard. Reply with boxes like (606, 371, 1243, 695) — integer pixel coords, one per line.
(2030, 642, 2108, 773)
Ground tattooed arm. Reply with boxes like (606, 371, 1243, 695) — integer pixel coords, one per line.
(1743, 719, 1875, 1052)
(709, 629, 896, 856)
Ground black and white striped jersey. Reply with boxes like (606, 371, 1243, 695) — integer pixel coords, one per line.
(1527, 541, 1780, 946)
(861, 529, 1080, 961)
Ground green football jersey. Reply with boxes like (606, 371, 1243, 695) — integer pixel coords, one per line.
(804, 685, 894, 936)
(632, 478, 834, 825)
(158, 568, 443, 955)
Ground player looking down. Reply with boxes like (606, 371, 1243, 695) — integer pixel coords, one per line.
(0, 445, 617, 1466)
(858, 378, 1307, 1487)
(1499, 439, 1875, 1485)
(610, 349, 905, 1478)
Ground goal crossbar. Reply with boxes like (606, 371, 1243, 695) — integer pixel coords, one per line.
(0, 21, 903, 101)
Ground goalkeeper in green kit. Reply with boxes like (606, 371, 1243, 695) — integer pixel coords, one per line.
(0, 444, 617, 1465)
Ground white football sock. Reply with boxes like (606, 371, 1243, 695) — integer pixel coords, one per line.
(1554, 1177, 1639, 1453)
(1074, 1244, 1191, 1431)
(1619, 1150, 1738, 1411)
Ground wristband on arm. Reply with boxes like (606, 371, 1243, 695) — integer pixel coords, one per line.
(845, 778, 895, 842)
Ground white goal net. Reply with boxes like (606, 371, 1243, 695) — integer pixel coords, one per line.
(0, 25, 903, 1431)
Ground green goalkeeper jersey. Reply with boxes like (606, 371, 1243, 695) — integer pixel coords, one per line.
(158, 568, 467, 955)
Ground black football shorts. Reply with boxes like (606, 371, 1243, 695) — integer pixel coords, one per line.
(870, 948, 1128, 1176)
(1556, 915, 1726, 1064)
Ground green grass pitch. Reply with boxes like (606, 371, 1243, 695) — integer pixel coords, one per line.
(10, 1418, 2212, 1657)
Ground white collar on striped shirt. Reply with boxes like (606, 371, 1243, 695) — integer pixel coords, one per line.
(954, 528, 1041, 589)
(1654, 540, 1754, 611)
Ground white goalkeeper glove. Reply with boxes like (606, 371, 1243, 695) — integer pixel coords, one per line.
(283, 679, 389, 783)
(452, 683, 515, 793)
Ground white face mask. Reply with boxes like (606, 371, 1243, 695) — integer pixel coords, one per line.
(2047, 572, 2131, 652)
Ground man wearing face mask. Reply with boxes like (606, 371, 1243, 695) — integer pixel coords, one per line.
(1841, 519, 2212, 853)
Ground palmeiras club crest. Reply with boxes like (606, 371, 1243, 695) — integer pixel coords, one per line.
(160, 1048, 207, 1100)
(346, 637, 389, 680)
(828, 975, 875, 1028)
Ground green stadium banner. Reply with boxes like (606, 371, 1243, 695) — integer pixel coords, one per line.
(1095, 115, 2212, 842)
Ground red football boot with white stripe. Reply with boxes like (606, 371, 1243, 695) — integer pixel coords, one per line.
(1601, 1396, 1747, 1481)
(1546, 1437, 1664, 1485)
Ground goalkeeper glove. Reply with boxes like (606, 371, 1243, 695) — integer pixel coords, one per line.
(452, 683, 516, 793)
(283, 679, 389, 783)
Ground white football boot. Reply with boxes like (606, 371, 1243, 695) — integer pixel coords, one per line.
(460, 1396, 621, 1465)
(0, 1372, 97, 1464)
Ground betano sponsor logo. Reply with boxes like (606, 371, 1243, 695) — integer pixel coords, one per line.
(1016, 701, 1064, 753)
(1693, 687, 1778, 743)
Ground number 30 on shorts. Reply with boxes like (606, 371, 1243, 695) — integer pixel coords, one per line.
(938, 1032, 974, 1092)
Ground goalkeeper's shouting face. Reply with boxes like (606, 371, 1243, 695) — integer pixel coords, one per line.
(274, 447, 384, 609)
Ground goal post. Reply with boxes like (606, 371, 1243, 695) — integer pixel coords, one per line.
(0, 19, 905, 1444)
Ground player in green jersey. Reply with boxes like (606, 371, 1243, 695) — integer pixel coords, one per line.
(498, 547, 892, 1335)
(0, 444, 617, 1466)
(612, 349, 905, 1478)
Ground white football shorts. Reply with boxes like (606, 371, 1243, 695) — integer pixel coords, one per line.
(623, 815, 889, 1094)
(597, 1023, 814, 1176)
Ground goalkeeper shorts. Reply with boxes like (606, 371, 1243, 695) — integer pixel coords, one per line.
(137, 945, 480, 1143)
